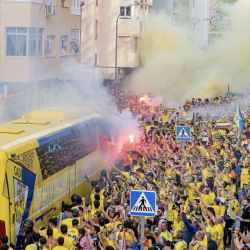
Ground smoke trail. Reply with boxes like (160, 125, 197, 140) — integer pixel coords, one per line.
(126, 0, 250, 104)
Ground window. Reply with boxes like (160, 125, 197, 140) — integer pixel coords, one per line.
(36, 124, 98, 180)
(119, 3, 138, 20)
(6, 28, 42, 57)
(70, 30, 79, 54)
(45, 35, 54, 56)
(61, 0, 69, 7)
(29, 28, 42, 57)
(119, 6, 131, 18)
(71, 0, 80, 15)
(60, 36, 68, 55)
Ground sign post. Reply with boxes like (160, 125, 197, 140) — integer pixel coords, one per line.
(130, 190, 156, 250)
(176, 126, 191, 158)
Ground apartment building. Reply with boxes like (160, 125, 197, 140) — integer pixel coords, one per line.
(0, 0, 81, 120)
(81, 0, 153, 87)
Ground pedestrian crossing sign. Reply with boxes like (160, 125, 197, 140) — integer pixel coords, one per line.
(176, 126, 191, 141)
(130, 190, 156, 217)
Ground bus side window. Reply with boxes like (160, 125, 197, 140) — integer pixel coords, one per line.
(36, 121, 99, 181)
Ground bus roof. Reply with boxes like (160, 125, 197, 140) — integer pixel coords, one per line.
(0, 106, 104, 154)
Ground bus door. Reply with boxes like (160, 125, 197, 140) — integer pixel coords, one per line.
(6, 160, 36, 246)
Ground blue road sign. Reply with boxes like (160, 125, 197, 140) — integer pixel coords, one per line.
(130, 190, 156, 217)
(176, 126, 191, 141)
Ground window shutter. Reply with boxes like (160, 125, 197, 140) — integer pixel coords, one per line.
(76, 0, 80, 15)
(71, 0, 75, 15)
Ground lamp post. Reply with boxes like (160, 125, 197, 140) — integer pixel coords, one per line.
(34, 0, 46, 110)
(80, 2, 85, 63)
(114, 3, 140, 96)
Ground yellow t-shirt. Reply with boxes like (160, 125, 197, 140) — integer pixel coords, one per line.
(188, 183, 195, 201)
(62, 218, 74, 230)
(203, 169, 213, 179)
(106, 238, 116, 250)
(172, 220, 184, 237)
(185, 163, 192, 176)
(192, 236, 208, 250)
(57, 233, 74, 250)
(115, 232, 134, 244)
(39, 228, 59, 239)
(160, 230, 172, 241)
(53, 247, 68, 250)
(25, 244, 39, 250)
(230, 199, 240, 217)
(161, 114, 171, 124)
(166, 201, 174, 222)
(220, 205, 226, 217)
(208, 191, 216, 205)
(241, 168, 250, 188)
(212, 205, 221, 216)
(121, 171, 130, 180)
(175, 240, 187, 250)
(211, 223, 224, 250)
(67, 227, 79, 243)
(201, 194, 210, 206)
(205, 219, 213, 232)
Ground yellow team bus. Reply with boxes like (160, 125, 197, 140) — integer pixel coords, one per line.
(0, 106, 118, 246)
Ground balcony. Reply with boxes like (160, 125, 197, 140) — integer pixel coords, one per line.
(118, 18, 139, 37)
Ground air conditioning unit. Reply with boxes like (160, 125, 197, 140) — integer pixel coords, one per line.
(46, 3, 56, 16)
(45, 40, 53, 50)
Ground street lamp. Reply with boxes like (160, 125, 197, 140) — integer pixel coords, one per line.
(80, 2, 85, 62)
(114, 3, 141, 96)
(34, 0, 46, 110)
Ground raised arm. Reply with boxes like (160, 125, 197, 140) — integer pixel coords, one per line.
(102, 210, 113, 223)
(195, 186, 202, 197)
(84, 173, 92, 185)
(88, 205, 95, 226)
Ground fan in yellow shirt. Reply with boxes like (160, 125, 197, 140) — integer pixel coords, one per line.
(241, 166, 250, 189)
(160, 111, 173, 125)
(33, 218, 59, 240)
(68, 219, 79, 245)
(159, 222, 172, 242)
(206, 211, 224, 250)
(182, 176, 196, 201)
(25, 233, 40, 250)
(191, 230, 208, 250)
(53, 237, 68, 250)
(58, 224, 74, 250)
(172, 214, 184, 238)
(200, 197, 221, 216)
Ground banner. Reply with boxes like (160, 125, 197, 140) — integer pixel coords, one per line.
(155, 107, 176, 112)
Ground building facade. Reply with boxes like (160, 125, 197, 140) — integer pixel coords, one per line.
(80, 0, 153, 87)
(0, 0, 81, 120)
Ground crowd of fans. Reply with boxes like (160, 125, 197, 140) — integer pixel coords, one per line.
(2, 91, 250, 250)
